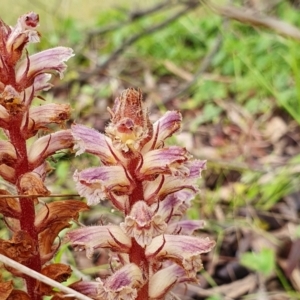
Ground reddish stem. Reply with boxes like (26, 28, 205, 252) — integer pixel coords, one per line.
(127, 158, 150, 299)
(130, 239, 149, 300)
(19, 197, 41, 300)
(9, 115, 42, 300)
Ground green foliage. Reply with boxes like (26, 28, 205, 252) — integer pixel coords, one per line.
(74, 2, 300, 126)
(206, 296, 223, 300)
(30, 2, 300, 126)
(189, 103, 223, 131)
(55, 161, 70, 185)
(133, 13, 221, 65)
(95, 9, 126, 27)
(240, 162, 300, 210)
(240, 248, 275, 276)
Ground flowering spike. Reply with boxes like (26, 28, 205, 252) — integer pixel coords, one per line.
(0, 13, 76, 299)
(69, 88, 214, 299)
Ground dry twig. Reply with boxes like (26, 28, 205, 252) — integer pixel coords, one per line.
(83, 0, 200, 80)
(213, 3, 300, 40)
(86, 0, 171, 38)
(0, 254, 93, 300)
(0, 193, 80, 199)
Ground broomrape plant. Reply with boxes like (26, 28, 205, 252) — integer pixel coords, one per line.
(0, 12, 215, 300)
(0, 12, 88, 300)
(67, 88, 215, 299)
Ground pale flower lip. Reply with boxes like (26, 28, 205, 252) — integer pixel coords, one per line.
(32, 161, 51, 181)
(69, 280, 99, 298)
(143, 174, 198, 205)
(142, 110, 182, 152)
(143, 159, 206, 204)
(120, 200, 167, 247)
(166, 220, 205, 235)
(146, 235, 215, 277)
(67, 225, 132, 258)
(156, 190, 196, 220)
(73, 165, 133, 205)
(138, 146, 189, 178)
(33, 73, 53, 92)
(146, 235, 215, 258)
(72, 123, 120, 164)
(27, 130, 73, 168)
(188, 159, 207, 177)
(105, 119, 147, 152)
(96, 263, 143, 300)
(16, 47, 74, 87)
(149, 264, 186, 299)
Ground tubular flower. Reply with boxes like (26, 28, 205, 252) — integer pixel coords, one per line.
(145, 235, 215, 278)
(148, 264, 187, 299)
(72, 123, 122, 163)
(96, 263, 143, 300)
(68, 88, 215, 299)
(67, 225, 132, 258)
(70, 264, 144, 300)
(73, 165, 133, 206)
(120, 200, 167, 247)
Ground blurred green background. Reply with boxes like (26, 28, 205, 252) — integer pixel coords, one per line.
(2, 1, 300, 299)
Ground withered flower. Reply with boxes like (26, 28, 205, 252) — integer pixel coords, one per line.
(0, 13, 87, 300)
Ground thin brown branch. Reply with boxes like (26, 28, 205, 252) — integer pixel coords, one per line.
(0, 193, 80, 199)
(86, 0, 172, 38)
(213, 3, 300, 40)
(89, 1, 199, 76)
(55, 0, 201, 92)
